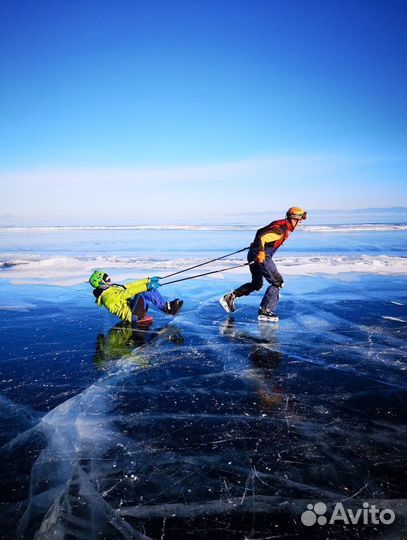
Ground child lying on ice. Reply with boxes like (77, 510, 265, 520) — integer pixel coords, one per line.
(89, 270, 183, 324)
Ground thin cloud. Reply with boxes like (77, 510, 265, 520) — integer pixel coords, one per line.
(1, 153, 404, 222)
(0, 153, 395, 187)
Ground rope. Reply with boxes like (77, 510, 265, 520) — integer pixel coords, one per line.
(159, 247, 250, 280)
(160, 261, 254, 286)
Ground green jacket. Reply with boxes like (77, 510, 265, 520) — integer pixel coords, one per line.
(96, 278, 150, 322)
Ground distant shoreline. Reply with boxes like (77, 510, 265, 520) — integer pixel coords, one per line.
(0, 224, 406, 232)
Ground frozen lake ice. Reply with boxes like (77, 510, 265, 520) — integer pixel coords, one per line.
(0, 223, 406, 539)
(0, 273, 406, 540)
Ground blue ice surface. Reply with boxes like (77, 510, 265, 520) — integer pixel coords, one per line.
(0, 271, 406, 540)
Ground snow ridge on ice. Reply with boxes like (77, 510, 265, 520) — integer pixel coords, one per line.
(1, 254, 406, 286)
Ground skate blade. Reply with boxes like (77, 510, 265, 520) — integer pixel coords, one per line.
(219, 296, 232, 313)
(258, 315, 279, 323)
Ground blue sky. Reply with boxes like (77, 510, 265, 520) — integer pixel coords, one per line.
(0, 0, 405, 223)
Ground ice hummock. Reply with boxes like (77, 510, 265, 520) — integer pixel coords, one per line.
(0, 254, 406, 287)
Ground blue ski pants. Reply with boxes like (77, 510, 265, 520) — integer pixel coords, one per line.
(130, 290, 167, 320)
(233, 248, 284, 312)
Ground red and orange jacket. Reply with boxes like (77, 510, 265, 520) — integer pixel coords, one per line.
(250, 219, 294, 256)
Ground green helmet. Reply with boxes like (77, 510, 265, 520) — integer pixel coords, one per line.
(89, 270, 110, 289)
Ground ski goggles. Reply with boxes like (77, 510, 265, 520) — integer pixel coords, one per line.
(288, 211, 307, 220)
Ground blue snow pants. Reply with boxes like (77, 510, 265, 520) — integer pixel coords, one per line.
(233, 247, 284, 312)
(130, 290, 167, 320)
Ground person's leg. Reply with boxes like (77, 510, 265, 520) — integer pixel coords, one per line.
(131, 294, 147, 320)
(140, 290, 167, 311)
(130, 290, 167, 321)
(220, 248, 266, 313)
(233, 265, 263, 297)
(259, 259, 284, 312)
(233, 248, 264, 297)
(134, 290, 183, 317)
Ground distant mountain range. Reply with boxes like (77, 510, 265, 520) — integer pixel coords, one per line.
(304, 207, 407, 215)
(233, 207, 407, 216)
(345, 207, 407, 213)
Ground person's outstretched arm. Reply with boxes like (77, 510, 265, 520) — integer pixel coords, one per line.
(121, 278, 151, 299)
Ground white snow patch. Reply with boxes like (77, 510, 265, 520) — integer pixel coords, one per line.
(1, 223, 406, 232)
(381, 316, 407, 323)
(0, 254, 406, 286)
